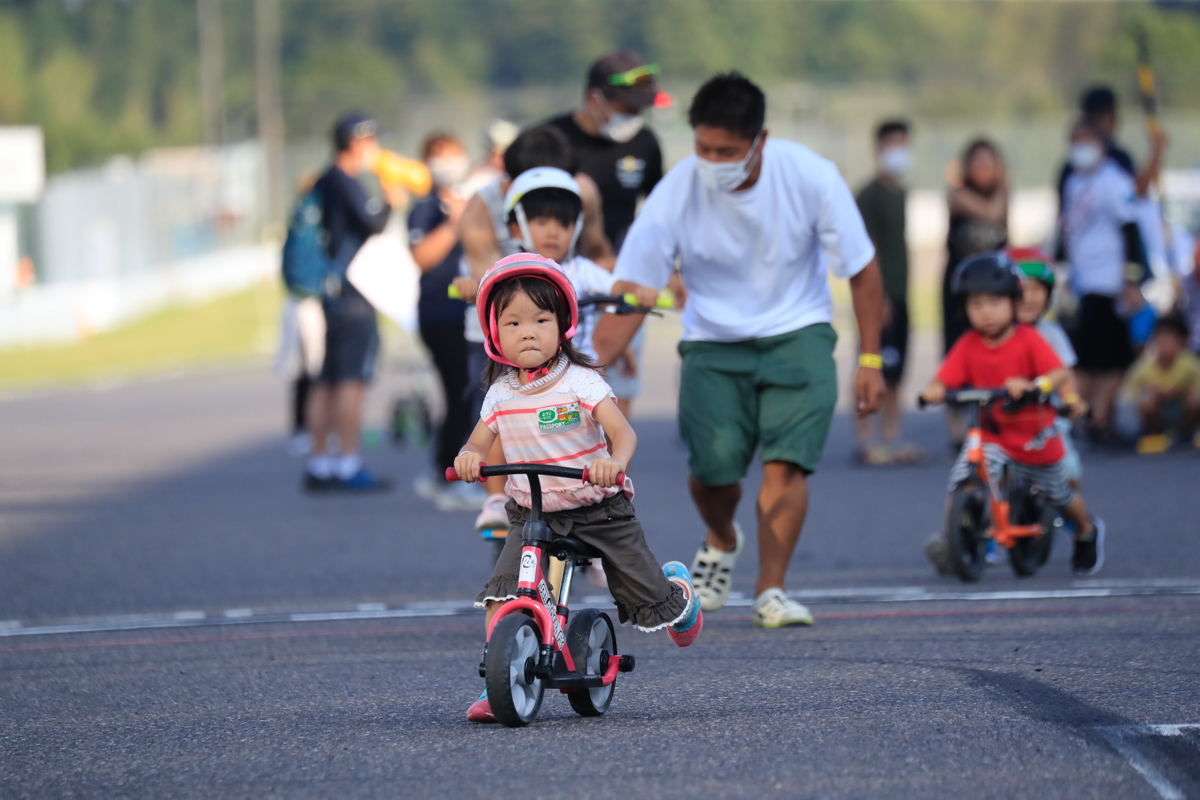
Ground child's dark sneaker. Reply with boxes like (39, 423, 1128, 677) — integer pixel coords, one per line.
(466, 690, 496, 723)
(663, 562, 703, 648)
(1072, 517, 1105, 575)
(924, 534, 956, 576)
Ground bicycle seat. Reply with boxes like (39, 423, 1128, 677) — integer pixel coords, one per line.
(546, 535, 602, 564)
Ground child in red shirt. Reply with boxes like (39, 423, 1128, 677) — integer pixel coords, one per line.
(921, 252, 1105, 575)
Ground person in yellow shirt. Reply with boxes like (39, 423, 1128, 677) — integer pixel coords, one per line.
(1127, 315, 1200, 450)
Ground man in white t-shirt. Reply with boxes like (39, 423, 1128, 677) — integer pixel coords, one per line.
(594, 73, 886, 629)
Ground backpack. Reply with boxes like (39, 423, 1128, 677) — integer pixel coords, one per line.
(281, 187, 330, 298)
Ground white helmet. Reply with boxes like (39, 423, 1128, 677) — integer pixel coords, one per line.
(503, 167, 584, 259)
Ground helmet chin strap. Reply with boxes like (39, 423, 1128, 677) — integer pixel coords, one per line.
(514, 203, 584, 261)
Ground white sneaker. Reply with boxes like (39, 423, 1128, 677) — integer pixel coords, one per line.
(752, 588, 814, 628)
(435, 481, 488, 512)
(474, 492, 510, 530)
(413, 472, 445, 502)
(690, 522, 744, 612)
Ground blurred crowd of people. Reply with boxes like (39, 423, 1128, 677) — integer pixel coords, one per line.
(277, 55, 1200, 508)
(853, 84, 1199, 466)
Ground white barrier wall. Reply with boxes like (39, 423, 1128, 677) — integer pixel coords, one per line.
(0, 243, 276, 348)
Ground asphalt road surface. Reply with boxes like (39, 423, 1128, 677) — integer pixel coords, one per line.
(2, 365, 1199, 799)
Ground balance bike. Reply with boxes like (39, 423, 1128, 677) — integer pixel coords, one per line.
(921, 388, 1064, 582)
(446, 462, 636, 727)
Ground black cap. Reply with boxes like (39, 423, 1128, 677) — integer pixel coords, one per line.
(586, 51, 660, 110)
(1081, 86, 1117, 118)
(333, 113, 378, 151)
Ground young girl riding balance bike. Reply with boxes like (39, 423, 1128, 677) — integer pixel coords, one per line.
(921, 252, 1105, 577)
(455, 254, 702, 724)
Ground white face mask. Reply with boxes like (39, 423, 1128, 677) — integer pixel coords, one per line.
(427, 155, 471, 188)
(594, 93, 644, 143)
(1070, 142, 1103, 172)
(879, 146, 912, 177)
(694, 132, 763, 194)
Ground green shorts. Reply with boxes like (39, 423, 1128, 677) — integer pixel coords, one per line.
(678, 323, 838, 486)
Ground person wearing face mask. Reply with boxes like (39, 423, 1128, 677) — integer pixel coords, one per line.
(594, 73, 886, 630)
(543, 52, 669, 420)
(544, 51, 666, 251)
(853, 119, 924, 466)
(1059, 118, 1150, 441)
(408, 132, 482, 510)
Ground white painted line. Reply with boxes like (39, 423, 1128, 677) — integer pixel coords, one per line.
(287, 609, 458, 623)
(1097, 725, 1200, 800)
(355, 603, 387, 612)
(1, 579, 1198, 641)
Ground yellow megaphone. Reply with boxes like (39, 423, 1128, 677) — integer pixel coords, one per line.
(373, 150, 432, 198)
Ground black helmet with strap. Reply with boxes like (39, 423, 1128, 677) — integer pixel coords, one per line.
(951, 251, 1023, 298)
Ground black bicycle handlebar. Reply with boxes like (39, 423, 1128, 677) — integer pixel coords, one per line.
(445, 462, 625, 486)
(918, 388, 1013, 409)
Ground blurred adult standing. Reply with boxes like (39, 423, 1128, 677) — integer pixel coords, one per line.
(543, 51, 667, 418)
(1057, 86, 1168, 203)
(854, 120, 923, 465)
(304, 113, 399, 492)
(943, 139, 1009, 357)
(408, 132, 482, 510)
(1059, 118, 1149, 440)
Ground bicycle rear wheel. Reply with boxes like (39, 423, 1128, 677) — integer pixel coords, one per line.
(1008, 486, 1057, 576)
(947, 479, 988, 582)
(566, 609, 617, 717)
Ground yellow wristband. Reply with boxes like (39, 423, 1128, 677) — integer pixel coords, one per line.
(859, 353, 883, 370)
(1063, 393, 1081, 405)
(1035, 376, 1054, 394)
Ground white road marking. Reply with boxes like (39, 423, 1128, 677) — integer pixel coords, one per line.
(355, 603, 387, 612)
(1097, 724, 1200, 800)
(1, 579, 1198, 641)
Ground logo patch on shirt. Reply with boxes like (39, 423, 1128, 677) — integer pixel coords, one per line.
(536, 402, 582, 434)
(616, 156, 646, 189)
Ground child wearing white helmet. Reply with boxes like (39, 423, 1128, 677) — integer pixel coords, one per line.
(455, 254, 702, 723)
(504, 167, 658, 360)
(471, 167, 658, 531)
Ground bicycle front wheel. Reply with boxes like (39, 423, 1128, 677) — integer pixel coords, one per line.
(484, 615, 545, 727)
(947, 479, 988, 582)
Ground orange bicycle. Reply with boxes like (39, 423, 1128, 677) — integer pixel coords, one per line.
(921, 388, 1064, 582)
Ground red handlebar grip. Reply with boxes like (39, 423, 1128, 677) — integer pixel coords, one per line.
(580, 466, 626, 486)
(445, 462, 487, 483)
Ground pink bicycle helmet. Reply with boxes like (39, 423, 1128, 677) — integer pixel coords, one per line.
(476, 253, 579, 368)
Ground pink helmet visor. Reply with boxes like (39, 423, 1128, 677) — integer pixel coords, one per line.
(476, 254, 579, 368)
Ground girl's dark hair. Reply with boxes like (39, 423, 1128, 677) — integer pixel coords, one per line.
(506, 187, 582, 228)
(483, 276, 595, 385)
(960, 138, 1003, 194)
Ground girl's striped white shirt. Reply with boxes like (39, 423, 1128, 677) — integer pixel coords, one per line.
(481, 364, 635, 512)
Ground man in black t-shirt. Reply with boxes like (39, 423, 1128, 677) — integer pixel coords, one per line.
(543, 52, 667, 417)
(304, 113, 400, 493)
(543, 51, 665, 251)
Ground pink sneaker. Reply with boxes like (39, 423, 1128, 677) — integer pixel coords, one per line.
(466, 691, 496, 723)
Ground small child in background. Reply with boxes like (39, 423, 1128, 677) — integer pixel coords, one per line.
(1010, 247, 1087, 487)
(922, 252, 1105, 576)
(1127, 315, 1200, 453)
